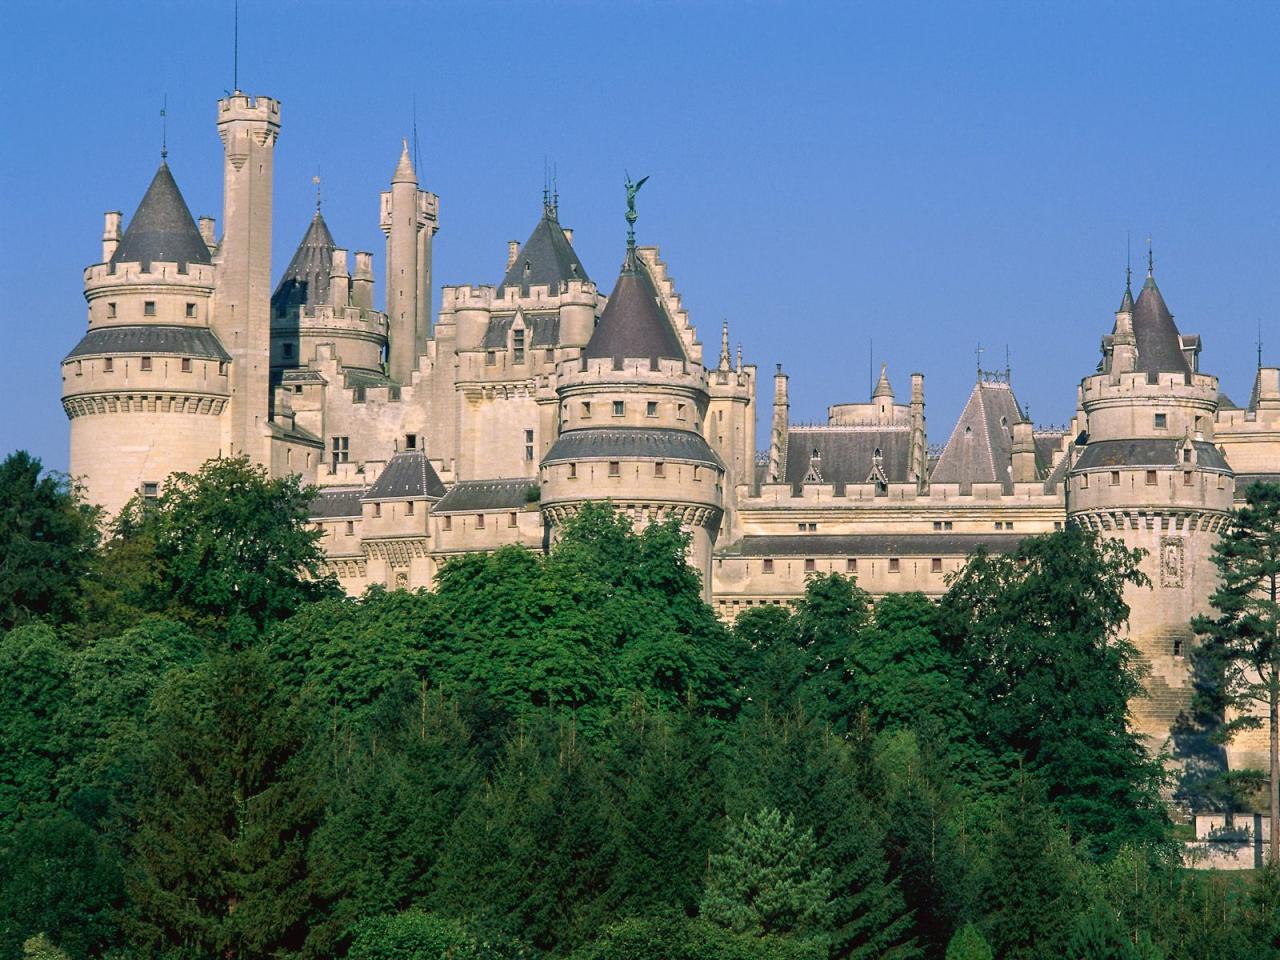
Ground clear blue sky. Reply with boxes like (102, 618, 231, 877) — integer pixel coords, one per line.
(3, 1, 1278, 471)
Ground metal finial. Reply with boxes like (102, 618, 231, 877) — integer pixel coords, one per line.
(1005, 345, 1011, 381)
(624, 171, 648, 248)
(975, 341, 984, 378)
(1146, 236, 1154, 277)
(1258, 318, 1264, 372)
(313, 172, 322, 212)
(232, 0, 239, 93)
(160, 94, 168, 160)
(1125, 231, 1132, 293)
(552, 162, 559, 217)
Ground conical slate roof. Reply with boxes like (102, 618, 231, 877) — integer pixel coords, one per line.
(930, 379, 1026, 494)
(272, 212, 336, 318)
(872, 363, 894, 399)
(582, 248, 685, 365)
(1129, 274, 1189, 376)
(500, 206, 589, 294)
(110, 161, 211, 271)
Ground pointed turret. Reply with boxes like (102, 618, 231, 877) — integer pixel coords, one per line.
(582, 246, 685, 365)
(499, 200, 589, 295)
(392, 138, 416, 184)
(1118, 267, 1135, 313)
(872, 363, 894, 400)
(271, 211, 337, 317)
(110, 161, 212, 271)
(1130, 268, 1190, 376)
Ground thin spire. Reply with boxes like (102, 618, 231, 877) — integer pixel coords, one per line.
(313, 171, 322, 213)
(393, 138, 415, 183)
(736, 342, 743, 374)
(1146, 235, 1155, 278)
(160, 94, 168, 160)
(719, 319, 731, 370)
(975, 341, 984, 378)
(412, 93, 421, 176)
(1126, 232, 1132, 294)
(1005, 345, 1011, 382)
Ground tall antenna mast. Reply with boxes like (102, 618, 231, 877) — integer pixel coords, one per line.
(412, 93, 421, 174)
(868, 338, 873, 396)
(233, 0, 239, 92)
(1259, 318, 1264, 372)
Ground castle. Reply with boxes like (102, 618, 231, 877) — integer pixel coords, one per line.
(62, 91, 1280, 767)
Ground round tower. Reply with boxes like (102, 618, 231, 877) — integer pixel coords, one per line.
(1067, 266, 1232, 756)
(540, 242, 724, 597)
(63, 159, 227, 516)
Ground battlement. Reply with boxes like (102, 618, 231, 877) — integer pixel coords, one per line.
(557, 354, 710, 392)
(1080, 368, 1218, 406)
(274, 303, 388, 335)
(742, 478, 1063, 508)
(442, 278, 598, 312)
(85, 260, 216, 288)
(216, 93, 281, 123)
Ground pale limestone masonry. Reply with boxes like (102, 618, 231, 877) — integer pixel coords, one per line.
(62, 91, 1280, 771)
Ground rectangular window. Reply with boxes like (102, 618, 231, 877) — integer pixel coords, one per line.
(524, 429, 534, 462)
(181, 357, 192, 373)
(143, 301, 156, 316)
(647, 401, 658, 417)
(442, 515, 452, 531)
(677, 403, 687, 420)
(1154, 413, 1167, 429)
(405, 433, 417, 450)
(1081, 473, 1089, 488)
(545, 348, 555, 362)
(513, 329, 525, 363)
(613, 400, 625, 417)
(944, 521, 953, 530)
(1183, 448, 1192, 463)
(345, 520, 354, 535)
(1173, 638, 1184, 658)
(372, 502, 382, 518)
(846, 558, 857, 573)
(1110, 470, 1121, 486)
(140, 356, 152, 371)
(1146, 470, 1157, 485)
(1184, 471, 1194, 486)
(804, 558, 816, 573)
(762, 558, 774, 574)
(218, 361, 228, 375)
(889, 558, 901, 573)
(405, 501, 415, 516)
(568, 463, 577, 479)
(330, 436, 349, 470)
(485, 350, 496, 366)
(75, 360, 83, 376)
(931, 558, 943, 573)
(508, 512, 518, 528)
(107, 302, 117, 318)
(282, 342, 294, 359)
(185, 302, 196, 318)
(654, 461, 665, 477)
(693, 466, 702, 481)
(608, 461, 620, 477)
(582, 402, 591, 418)
(476, 514, 486, 529)
(141, 481, 159, 500)
(933, 521, 942, 530)
(798, 523, 807, 532)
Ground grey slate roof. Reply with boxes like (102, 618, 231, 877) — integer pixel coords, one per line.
(482, 314, 561, 349)
(783, 427, 912, 487)
(542, 427, 723, 468)
(731, 533, 1025, 557)
(1129, 275, 1191, 377)
(361, 450, 446, 501)
(110, 162, 211, 271)
(64, 324, 230, 362)
(272, 212, 336, 318)
(1235, 474, 1280, 496)
(930, 380, 1025, 493)
(434, 478, 537, 514)
(310, 486, 365, 520)
(1072, 439, 1232, 474)
(1219, 392, 1239, 411)
(582, 250, 686, 365)
(500, 208, 589, 294)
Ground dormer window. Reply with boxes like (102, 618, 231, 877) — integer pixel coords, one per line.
(522, 261, 531, 278)
(1183, 447, 1192, 463)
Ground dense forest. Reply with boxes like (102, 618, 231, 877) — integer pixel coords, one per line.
(1, 451, 1278, 960)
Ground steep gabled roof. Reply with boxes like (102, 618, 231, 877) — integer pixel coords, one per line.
(782, 427, 912, 488)
(110, 161, 211, 271)
(361, 450, 446, 501)
(272, 212, 336, 317)
(582, 248, 686, 365)
(1130, 274, 1190, 377)
(930, 379, 1025, 493)
(500, 207, 589, 294)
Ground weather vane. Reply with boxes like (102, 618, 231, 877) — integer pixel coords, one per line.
(313, 172, 321, 212)
(624, 171, 648, 247)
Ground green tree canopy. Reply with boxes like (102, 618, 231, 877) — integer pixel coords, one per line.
(0, 451, 99, 630)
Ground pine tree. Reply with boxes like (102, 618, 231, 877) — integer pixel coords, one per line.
(944, 924, 992, 960)
(701, 807, 832, 939)
(126, 649, 327, 958)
